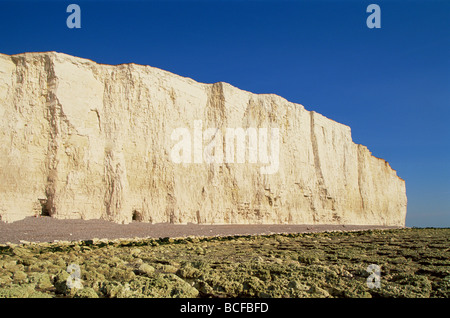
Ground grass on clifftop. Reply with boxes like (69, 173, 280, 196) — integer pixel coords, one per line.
(0, 228, 449, 298)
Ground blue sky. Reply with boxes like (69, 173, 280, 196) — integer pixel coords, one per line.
(1, 0, 449, 227)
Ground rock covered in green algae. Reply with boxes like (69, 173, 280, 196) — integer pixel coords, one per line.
(0, 228, 448, 298)
(0, 284, 52, 298)
(137, 263, 155, 276)
(53, 270, 74, 296)
(27, 272, 53, 290)
(74, 287, 99, 298)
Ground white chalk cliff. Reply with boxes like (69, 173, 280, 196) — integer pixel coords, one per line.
(0, 52, 406, 225)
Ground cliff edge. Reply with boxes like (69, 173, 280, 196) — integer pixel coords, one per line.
(0, 52, 407, 225)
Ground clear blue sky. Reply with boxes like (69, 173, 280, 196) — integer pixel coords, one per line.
(1, 0, 449, 227)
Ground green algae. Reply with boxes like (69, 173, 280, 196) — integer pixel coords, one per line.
(0, 228, 448, 298)
(0, 283, 52, 298)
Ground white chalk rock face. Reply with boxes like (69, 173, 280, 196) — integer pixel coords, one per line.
(0, 52, 407, 225)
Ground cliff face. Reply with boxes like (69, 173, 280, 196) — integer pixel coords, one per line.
(0, 52, 407, 225)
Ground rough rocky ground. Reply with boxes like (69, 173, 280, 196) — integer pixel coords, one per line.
(0, 226, 448, 298)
